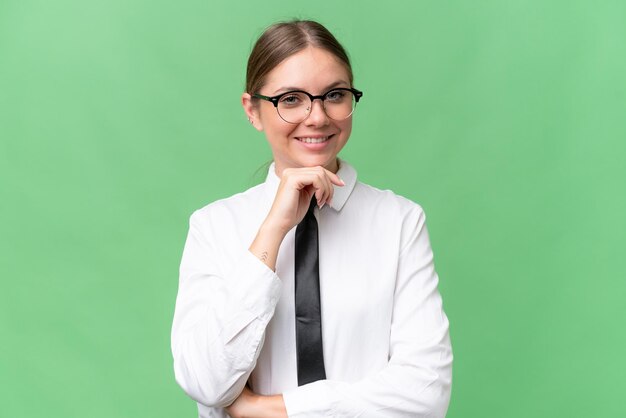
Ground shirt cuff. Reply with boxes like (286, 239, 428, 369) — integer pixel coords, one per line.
(235, 249, 281, 309)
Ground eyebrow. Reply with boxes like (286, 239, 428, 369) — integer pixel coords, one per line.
(272, 80, 350, 95)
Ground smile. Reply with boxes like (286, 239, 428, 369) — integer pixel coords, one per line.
(296, 135, 334, 144)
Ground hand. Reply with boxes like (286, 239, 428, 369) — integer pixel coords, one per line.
(265, 166, 345, 235)
(225, 386, 287, 418)
(249, 166, 344, 271)
(225, 386, 255, 418)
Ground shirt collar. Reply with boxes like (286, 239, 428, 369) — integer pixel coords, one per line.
(263, 158, 357, 212)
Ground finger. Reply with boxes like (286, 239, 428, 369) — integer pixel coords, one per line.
(322, 168, 345, 187)
(290, 167, 343, 191)
(314, 168, 333, 208)
(303, 168, 335, 208)
(284, 168, 340, 208)
(288, 171, 324, 193)
(314, 183, 326, 207)
(298, 174, 325, 206)
(321, 173, 333, 208)
(318, 168, 338, 207)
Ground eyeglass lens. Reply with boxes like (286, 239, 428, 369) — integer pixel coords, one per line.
(277, 90, 356, 123)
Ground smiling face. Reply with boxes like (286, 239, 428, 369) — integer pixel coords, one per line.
(243, 47, 353, 175)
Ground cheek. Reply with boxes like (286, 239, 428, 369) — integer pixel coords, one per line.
(263, 114, 298, 142)
(338, 120, 353, 141)
(273, 124, 298, 141)
(257, 104, 281, 130)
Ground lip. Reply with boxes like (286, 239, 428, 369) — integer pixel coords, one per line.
(294, 133, 335, 139)
(294, 134, 335, 150)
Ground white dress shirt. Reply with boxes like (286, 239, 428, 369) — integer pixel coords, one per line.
(171, 160, 453, 417)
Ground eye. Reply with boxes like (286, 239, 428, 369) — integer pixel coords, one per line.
(325, 89, 347, 102)
(279, 93, 305, 107)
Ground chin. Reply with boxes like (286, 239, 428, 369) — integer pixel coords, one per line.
(301, 157, 329, 166)
(298, 156, 336, 168)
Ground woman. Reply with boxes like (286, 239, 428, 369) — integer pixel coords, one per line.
(171, 20, 452, 418)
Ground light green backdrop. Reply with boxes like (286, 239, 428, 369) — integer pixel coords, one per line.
(1, 1, 625, 417)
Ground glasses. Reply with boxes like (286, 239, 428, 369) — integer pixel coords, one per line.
(253, 87, 363, 124)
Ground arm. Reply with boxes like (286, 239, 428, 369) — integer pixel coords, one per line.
(227, 387, 288, 418)
(171, 166, 344, 409)
(171, 209, 282, 407)
(281, 206, 453, 417)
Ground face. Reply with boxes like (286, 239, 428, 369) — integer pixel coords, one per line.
(243, 47, 353, 174)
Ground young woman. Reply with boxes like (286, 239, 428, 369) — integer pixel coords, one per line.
(172, 20, 453, 418)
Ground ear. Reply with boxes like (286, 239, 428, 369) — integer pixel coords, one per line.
(242, 93, 263, 131)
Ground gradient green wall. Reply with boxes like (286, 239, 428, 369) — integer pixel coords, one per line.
(1, 1, 625, 417)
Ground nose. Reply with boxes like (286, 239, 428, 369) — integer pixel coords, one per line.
(304, 98, 329, 126)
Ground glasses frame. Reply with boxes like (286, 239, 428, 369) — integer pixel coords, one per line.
(252, 87, 364, 124)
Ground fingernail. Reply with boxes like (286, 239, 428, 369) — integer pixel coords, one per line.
(338, 177, 345, 186)
(319, 202, 325, 209)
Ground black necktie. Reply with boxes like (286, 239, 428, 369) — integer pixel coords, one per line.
(294, 196, 326, 386)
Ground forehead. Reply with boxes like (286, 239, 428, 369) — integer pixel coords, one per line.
(263, 47, 351, 94)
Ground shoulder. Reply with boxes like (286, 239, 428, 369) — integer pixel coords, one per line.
(352, 181, 426, 219)
(349, 181, 428, 249)
(188, 182, 266, 228)
(336, 159, 425, 222)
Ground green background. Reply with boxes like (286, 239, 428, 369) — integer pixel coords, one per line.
(1, 0, 625, 417)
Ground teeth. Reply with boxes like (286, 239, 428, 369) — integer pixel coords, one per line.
(299, 136, 329, 144)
